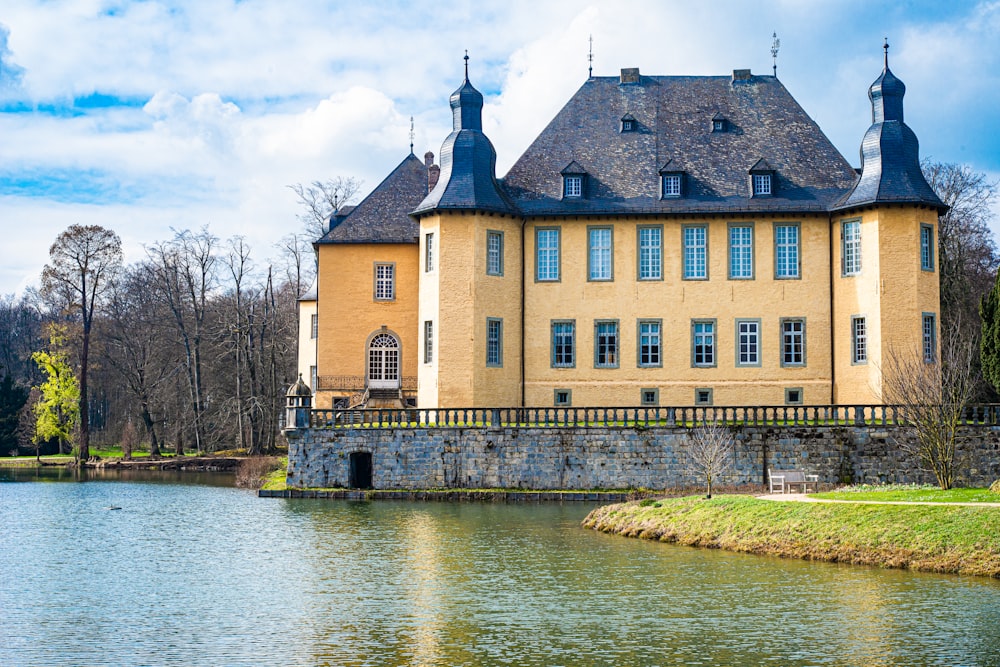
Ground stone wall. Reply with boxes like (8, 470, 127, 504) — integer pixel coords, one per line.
(286, 425, 1000, 490)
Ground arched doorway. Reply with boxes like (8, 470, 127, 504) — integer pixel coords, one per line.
(367, 332, 400, 390)
(348, 451, 373, 489)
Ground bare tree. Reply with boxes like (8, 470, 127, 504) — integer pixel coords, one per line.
(687, 422, 735, 498)
(288, 176, 362, 239)
(882, 323, 978, 489)
(40, 225, 122, 461)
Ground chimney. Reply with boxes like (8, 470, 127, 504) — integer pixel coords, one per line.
(425, 152, 440, 191)
(732, 69, 752, 82)
(620, 67, 640, 84)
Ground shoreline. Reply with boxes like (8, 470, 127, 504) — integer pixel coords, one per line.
(583, 495, 1000, 578)
(0, 456, 244, 472)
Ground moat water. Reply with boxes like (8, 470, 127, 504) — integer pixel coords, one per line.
(2, 468, 999, 666)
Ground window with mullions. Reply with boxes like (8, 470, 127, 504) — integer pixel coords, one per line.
(736, 319, 760, 366)
(729, 225, 753, 279)
(588, 227, 613, 281)
(842, 220, 861, 275)
(637, 226, 662, 280)
(594, 320, 619, 368)
(637, 320, 662, 367)
(661, 174, 682, 198)
(851, 316, 867, 364)
(487, 230, 504, 276)
(752, 174, 772, 196)
(692, 320, 716, 367)
(920, 224, 934, 271)
(425, 233, 434, 272)
(781, 319, 805, 366)
(551, 321, 575, 368)
(310, 314, 318, 339)
(536, 228, 560, 281)
(486, 318, 503, 367)
(423, 320, 433, 364)
(922, 314, 936, 363)
(564, 175, 582, 198)
(683, 226, 707, 280)
(774, 224, 800, 279)
(374, 263, 395, 301)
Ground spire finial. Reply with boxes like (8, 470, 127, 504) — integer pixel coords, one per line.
(464, 50, 469, 80)
(409, 116, 414, 155)
(771, 32, 780, 78)
(883, 37, 889, 68)
(588, 34, 594, 79)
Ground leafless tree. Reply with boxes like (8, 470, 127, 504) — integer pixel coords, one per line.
(882, 323, 978, 490)
(288, 176, 362, 239)
(687, 421, 735, 498)
(40, 225, 122, 461)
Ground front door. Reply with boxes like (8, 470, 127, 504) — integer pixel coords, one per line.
(348, 451, 373, 489)
(367, 333, 400, 389)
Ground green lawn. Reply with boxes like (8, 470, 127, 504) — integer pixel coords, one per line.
(814, 484, 1000, 503)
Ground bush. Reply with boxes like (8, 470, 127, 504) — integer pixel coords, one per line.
(235, 456, 282, 490)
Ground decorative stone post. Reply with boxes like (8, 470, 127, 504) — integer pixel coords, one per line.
(285, 374, 313, 431)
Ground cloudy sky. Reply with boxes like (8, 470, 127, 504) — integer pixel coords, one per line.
(1, 0, 998, 295)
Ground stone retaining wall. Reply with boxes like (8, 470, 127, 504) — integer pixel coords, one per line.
(286, 425, 1000, 490)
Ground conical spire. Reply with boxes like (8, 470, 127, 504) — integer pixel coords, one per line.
(450, 51, 484, 131)
(869, 38, 905, 123)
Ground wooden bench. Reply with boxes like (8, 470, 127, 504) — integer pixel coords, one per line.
(768, 469, 819, 494)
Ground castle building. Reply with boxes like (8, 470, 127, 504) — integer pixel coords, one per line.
(303, 48, 944, 410)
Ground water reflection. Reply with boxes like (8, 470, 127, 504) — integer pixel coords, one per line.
(1, 477, 998, 667)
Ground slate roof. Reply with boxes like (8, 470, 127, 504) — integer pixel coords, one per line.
(501, 73, 859, 216)
(317, 154, 428, 245)
(411, 73, 517, 217)
(835, 61, 946, 212)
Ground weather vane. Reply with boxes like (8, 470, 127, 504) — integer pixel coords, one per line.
(588, 34, 594, 79)
(409, 116, 414, 155)
(771, 32, 780, 78)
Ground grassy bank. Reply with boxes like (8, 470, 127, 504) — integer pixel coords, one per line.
(813, 484, 1000, 503)
(583, 495, 1000, 578)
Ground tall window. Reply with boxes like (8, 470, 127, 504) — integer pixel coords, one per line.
(423, 320, 433, 363)
(923, 314, 936, 363)
(487, 230, 504, 276)
(662, 174, 681, 198)
(594, 321, 619, 368)
(774, 224, 800, 279)
(425, 233, 434, 272)
(781, 319, 805, 366)
(588, 227, 613, 281)
(374, 263, 395, 301)
(638, 320, 662, 367)
(852, 316, 867, 364)
(564, 175, 582, 198)
(843, 220, 861, 275)
(729, 225, 753, 279)
(309, 365, 317, 393)
(920, 224, 934, 271)
(638, 226, 662, 280)
(487, 318, 503, 367)
(536, 228, 560, 281)
(736, 320, 760, 366)
(310, 313, 318, 339)
(752, 174, 772, 196)
(692, 320, 715, 367)
(683, 226, 707, 280)
(551, 321, 575, 368)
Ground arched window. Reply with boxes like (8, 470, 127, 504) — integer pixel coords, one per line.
(367, 332, 400, 389)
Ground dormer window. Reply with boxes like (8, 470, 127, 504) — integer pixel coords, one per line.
(620, 113, 637, 133)
(658, 160, 684, 199)
(560, 161, 587, 199)
(712, 113, 727, 133)
(749, 158, 776, 198)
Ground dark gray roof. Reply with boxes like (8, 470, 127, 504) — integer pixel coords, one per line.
(835, 62, 946, 212)
(502, 73, 859, 216)
(318, 154, 428, 244)
(411, 74, 517, 217)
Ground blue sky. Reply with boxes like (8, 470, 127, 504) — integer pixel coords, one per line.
(1, 0, 998, 295)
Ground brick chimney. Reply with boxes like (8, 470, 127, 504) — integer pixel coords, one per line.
(425, 151, 440, 191)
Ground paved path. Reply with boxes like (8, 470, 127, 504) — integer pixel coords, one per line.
(758, 493, 1000, 507)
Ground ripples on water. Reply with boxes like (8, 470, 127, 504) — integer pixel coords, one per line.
(1, 469, 998, 666)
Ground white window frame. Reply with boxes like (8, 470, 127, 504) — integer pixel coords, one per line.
(692, 319, 716, 367)
(781, 318, 806, 367)
(728, 224, 754, 279)
(310, 313, 318, 339)
(564, 175, 582, 198)
(425, 232, 434, 272)
(661, 174, 681, 198)
(594, 320, 619, 369)
(638, 226, 662, 280)
(752, 173, 772, 196)
(486, 318, 503, 367)
(487, 230, 504, 276)
(637, 320, 662, 368)
(374, 263, 395, 301)
(683, 225, 708, 280)
(536, 228, 560, 282)
(851, 316, 867, 364)
(774, 223, 800, 279)
(423, 320, 433, 364)
(736, 319, 760, 367)
(551, 320, 575, 368)
(842, 220, 861, 276)
(588, 226, 613, 281)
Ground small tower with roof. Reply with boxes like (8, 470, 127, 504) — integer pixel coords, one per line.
(831, 41, 947, 402)
(411, 54, 522, 408)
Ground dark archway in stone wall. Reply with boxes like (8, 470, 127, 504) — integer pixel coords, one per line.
(349, 451, 373, 489)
